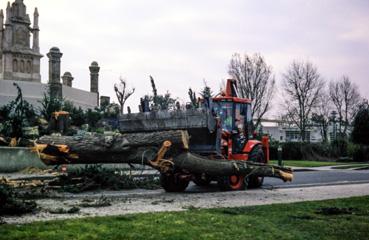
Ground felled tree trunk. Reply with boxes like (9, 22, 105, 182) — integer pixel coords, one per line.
(34, 130, 292, 182)
(172, 152, 293, 182)
(35, 130, 189, 165)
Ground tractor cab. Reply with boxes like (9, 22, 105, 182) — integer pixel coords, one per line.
(212, 79, 263, 161)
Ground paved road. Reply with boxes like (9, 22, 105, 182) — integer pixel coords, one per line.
(186, 169, 369, 192)
(264, 169, 369, 188)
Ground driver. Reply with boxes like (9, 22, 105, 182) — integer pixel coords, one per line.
(235, 122, 246, 153)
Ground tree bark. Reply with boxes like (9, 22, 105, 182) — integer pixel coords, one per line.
(35, 130, 189, 165)
(34, 130, 292, 182)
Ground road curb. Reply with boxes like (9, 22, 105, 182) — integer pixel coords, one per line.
(291, 168, 318, 172)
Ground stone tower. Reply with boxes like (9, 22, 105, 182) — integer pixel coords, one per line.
(47, 47, 63, 99)
(89, 61, 100, 105)
(0, 0, 43, 82)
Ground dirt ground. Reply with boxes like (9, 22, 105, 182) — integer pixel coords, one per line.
(3, 183, 369, 225)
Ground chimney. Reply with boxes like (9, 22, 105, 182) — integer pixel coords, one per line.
(89, 61, 100, 105)
(62, 72, 74, 87)
(47, 47, 63, 99)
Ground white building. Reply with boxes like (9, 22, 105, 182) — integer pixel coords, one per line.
(260, 119, 344, 143)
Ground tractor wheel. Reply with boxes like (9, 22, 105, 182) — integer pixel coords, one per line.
(160, 173, 189, 192)
(193, 174, 212, 186)
(247, 145, 265, 189)
(217, 175, 246, 191)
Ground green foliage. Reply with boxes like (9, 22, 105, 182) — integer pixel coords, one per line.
(1, 196, 369, 239)
(63, 101, 119, 129)
(102, 103, 120, 118)
(200, 83, 213, 99)
(0, 104, 12, 122)
(0, 184, 37, 216)
(352, 145, 369, 162)
(0, 83, 37, 138)
(269, 141, 348, 161)
(154, 92, 177, 110)
(86, 108, 102, 129)
(38, 91, 63, 121)
(62, 101, 86, 127)
(331, 138, 348, 157)
(352, 102, 369, 145)
(145, 76, 177, 110)
(56, 165, 160, 193)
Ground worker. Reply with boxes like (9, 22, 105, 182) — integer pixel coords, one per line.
(235, 121, 246, 153)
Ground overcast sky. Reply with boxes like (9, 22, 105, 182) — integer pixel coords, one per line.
(3, 0, 369, 114)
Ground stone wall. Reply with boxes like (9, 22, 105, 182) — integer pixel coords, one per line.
(0, 79, 98, 110)
(62, 85, 98, 110)
(0, 79, 47, 107)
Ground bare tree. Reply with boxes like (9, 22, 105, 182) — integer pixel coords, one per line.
(114, 77, 135, 114)
(329, 76, 361, 137)
(228, 53, 275, 129)
(282, 61, 324, 142)
(312, 90, 332, 143)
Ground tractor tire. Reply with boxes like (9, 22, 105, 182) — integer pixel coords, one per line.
(160, 173, 189, 192)
(217, 175, 246, 191)
(193, 174, 212, 186)
(247, 145, 265, 189)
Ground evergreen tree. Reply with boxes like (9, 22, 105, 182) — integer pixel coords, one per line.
(352, 101, 369, 145)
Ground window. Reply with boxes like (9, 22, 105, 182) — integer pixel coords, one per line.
(214, 102, 233, 131)
(285, 130, 311, 142)
(13, 59, 18, 72)
(235, 103, 245, 130)
(26, 60, 32, 73)
(20, 60, 25, 73)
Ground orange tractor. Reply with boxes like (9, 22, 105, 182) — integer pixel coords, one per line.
(210, 79, 270, 190)
(119, 79, 290, 192)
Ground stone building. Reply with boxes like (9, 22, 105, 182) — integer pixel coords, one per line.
(0, 0, 102, 110)
(0, 0, 41, 82)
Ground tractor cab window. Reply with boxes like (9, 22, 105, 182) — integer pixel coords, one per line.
(234, 103, 251, 153)
(235, 104, 246, 132)
(213, 102, 233, 131)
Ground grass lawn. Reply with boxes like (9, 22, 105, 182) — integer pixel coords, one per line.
(269, 160, 361, 168)
(1, 196, 369, 240)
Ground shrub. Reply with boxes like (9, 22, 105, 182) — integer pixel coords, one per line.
(0, 83, 38, 138)
(86, 109, 102, 130)
(0, 184, 37, 216)
(38, 92, 63, 121)
(63, 101, 86, 127)
(269, 141, 351, 161)
(352, 145, 369, 162)
(352, 102, 369, 145)
(281, 142, 303, 160)
(331, 138, 348, 157)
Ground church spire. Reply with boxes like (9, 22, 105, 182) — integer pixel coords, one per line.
(5, 2, 10, 25)
(0, 9, 3, 49)
(33, 7, 38, 28)
(0, 9, 3, 29)
(32, 7, 39, 52)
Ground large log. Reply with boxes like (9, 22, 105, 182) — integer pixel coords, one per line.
(34, 131, 292, 182)
(172, 152, 293, 182)
(35, 130, 188, 165)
